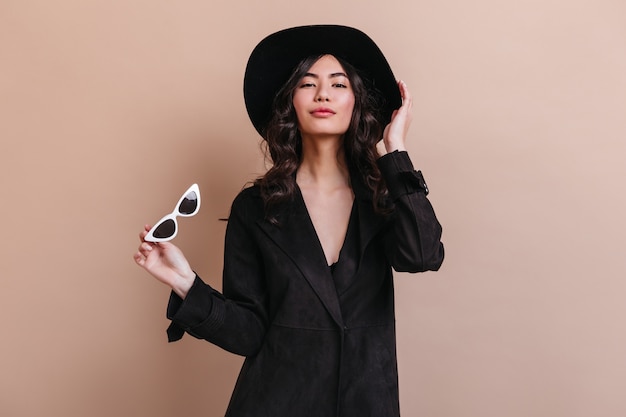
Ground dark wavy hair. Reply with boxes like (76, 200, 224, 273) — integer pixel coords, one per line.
(255, 54, 391, 223)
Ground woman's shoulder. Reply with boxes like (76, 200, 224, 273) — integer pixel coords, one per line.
(230, 183, 264, 218)
(233, 183, 262, 202)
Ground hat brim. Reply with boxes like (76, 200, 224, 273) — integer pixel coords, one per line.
(243, 25, 401, 139)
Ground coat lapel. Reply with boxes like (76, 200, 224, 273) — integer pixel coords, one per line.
(254, 173, 387, 328)
(256, 190, 345, 328)
(350, 171, 387, 258)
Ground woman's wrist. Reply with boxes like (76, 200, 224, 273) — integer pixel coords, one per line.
(377, 140, 406, 157)
(172, 271, 196, 299)
(384, 140, 406, 153)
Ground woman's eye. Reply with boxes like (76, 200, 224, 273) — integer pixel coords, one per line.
(333, 83, 347, 88)
(300, 82, 315, 88)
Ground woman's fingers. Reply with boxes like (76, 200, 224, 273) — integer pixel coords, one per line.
(381, 80, 412, 153)
(134, 252, 146, 266)
(139, 241, 154, 255)
(139, 224, 151, 242)
(399, 80, 412, 106)
(134, 225, 158, 268)
(396, 81, 412, 120)
(134, 241, 153, 266)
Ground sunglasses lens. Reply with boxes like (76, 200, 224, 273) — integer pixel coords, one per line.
(179, 191, 198, 215)
(152, 218, 176, 239)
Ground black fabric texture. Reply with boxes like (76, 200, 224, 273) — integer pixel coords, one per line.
(165, 150, 444, 417)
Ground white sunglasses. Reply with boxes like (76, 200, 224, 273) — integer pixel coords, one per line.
(144, 183, 201, 242)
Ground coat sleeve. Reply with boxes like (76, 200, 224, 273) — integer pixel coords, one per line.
(165, 189, 268, 357)
(377, 150, 445, 273)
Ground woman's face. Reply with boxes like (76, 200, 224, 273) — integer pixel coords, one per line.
(292, 55, 355, 140)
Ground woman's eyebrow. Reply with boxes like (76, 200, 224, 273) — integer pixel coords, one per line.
(303, 72, 348, 78)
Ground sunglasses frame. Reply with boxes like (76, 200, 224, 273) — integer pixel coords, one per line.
(144, 183, 201, 242)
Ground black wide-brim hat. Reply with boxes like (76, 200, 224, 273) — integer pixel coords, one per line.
(243, 25, 402, 139)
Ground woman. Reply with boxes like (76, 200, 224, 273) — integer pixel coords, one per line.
(134, 25, 444, 417)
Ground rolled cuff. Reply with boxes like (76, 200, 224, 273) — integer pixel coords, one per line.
(377, 150, 429, 199)
(165, 275, 220, 342)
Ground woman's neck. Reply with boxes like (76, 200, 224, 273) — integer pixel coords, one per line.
(297, 135, 350, 189)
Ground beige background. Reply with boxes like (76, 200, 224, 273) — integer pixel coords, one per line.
(1, 0, 625, 416)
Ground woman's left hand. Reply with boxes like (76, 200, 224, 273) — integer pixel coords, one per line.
(380, 80, 412, 154)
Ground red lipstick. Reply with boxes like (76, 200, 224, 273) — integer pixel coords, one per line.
(310, 107, 336, 117)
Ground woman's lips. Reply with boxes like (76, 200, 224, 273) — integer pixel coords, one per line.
(310, 107, 336, 117)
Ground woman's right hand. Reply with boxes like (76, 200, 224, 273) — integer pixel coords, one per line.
(381, 80, 412, 154)
(133, 225, 195, 299)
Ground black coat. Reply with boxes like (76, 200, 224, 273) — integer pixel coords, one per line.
(166, 151, 444, 417)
